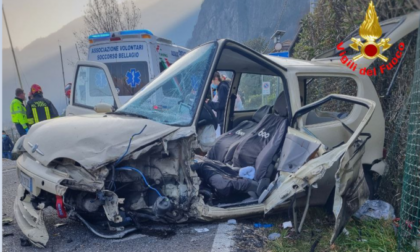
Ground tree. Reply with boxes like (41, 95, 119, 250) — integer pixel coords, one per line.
(243, 37, 270, 54)
(293, 0, 420, 60)
(75, 0, 142, 57)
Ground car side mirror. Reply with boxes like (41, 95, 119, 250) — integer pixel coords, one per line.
(94, 103, 114, 113)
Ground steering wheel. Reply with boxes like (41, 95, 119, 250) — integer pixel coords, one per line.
(198, 103, 218, 130)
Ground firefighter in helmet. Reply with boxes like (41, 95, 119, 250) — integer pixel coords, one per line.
(26, 84, 59, 126)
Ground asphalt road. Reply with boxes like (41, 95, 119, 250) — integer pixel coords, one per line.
(1, 159, 238, 252)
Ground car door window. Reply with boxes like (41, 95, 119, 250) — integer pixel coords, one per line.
(236, 73, 283, 111)
(74, 66, 116, 109)
(302, 77, 357, 122)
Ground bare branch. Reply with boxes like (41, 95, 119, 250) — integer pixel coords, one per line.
(75, 0, 142, 54)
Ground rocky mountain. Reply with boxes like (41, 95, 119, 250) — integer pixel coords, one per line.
(187, 0, 311, 48)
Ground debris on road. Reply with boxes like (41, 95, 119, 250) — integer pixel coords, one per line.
(268, 233, 281, 240)
(2, 218, 13, 225)
(343, 228, 349, 236)
(282, 221, 293, 229)
(67, 238, 73, 243)
(54, 223, 67, 228)
(254, 223, 273, 228)
(235, 224, 265, 250)
(194, 228, 209, 233)
(227, 219, 237, 225)
(354, 200, 395, 220)
(20, 238, 32, 247)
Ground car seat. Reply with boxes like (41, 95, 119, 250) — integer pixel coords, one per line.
(193, 93, 289, 200)
(206, 105, 271, 163)
(232, 93, 289, 169)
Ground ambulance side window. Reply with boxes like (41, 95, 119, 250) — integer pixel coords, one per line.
(74, 66, 115, 109)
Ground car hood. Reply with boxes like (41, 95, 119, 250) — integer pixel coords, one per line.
(23, 114, 180, 169)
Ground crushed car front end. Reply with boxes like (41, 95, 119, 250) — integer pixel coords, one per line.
(13, 42, 220, 248)
(13, 121, 209, 247)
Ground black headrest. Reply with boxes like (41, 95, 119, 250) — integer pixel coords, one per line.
(273, 92, 288, 117)
(252, 105, 272, 122)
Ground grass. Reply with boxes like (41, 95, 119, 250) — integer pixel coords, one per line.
(265, 207, 400, 252)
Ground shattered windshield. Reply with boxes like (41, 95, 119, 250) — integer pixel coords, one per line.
(117, 43, 217, 126)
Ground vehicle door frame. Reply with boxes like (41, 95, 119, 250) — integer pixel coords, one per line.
(295, 73, 364, 149)
(202, 39, 292, 134)
(263, 94, 375, 242)
(67, 61, 121, 115)
(228, 71, 286, 129)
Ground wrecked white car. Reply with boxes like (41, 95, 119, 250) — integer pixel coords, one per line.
(14, 37, 386, 248)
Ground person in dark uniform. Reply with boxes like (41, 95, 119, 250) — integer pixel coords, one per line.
(26, 84, 59, 126)
(206, 72, 230, 133)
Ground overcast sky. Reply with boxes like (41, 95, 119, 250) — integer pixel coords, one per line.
(2, 0, 156, 50)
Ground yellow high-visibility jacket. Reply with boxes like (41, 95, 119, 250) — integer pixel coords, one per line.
(10, 98, 28, 129)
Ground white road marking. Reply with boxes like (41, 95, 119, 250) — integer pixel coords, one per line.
(211, 222, 236, 252)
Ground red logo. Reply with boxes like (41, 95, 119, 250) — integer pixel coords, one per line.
(336, 41, 405, 76)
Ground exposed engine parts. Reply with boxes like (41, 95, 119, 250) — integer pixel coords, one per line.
(76, 193, 102, 213)
(153, 196, 173, 216)
(58, 134, 202, 229)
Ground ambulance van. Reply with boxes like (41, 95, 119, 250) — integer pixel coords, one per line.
(66, 29, 189, 115)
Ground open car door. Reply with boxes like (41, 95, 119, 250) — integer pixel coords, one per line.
(312, 11, 420, 68)
(66, 61, 121, 116)
(262, 94, 376, 243)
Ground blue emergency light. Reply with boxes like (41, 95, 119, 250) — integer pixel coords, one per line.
(120, 29, 153, 36)
(89, 32, 111, 39)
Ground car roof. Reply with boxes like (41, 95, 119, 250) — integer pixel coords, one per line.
(264, 55, 351, 72)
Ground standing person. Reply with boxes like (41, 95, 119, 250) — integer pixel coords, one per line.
(2, 131, 14, 160)
(26, 84, 59, 126)
(206, 72, 229, 133)
(10, 88, 29, 136)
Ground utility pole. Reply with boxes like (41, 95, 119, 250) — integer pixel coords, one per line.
(59, 44, 69, 105)
(3, 6, 23, 89)
(59, 45, 66, 85)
